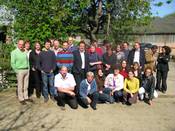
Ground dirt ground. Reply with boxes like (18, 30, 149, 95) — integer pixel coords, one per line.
(0, 62, 175, 131)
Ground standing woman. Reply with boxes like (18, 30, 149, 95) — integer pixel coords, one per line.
(29, 41, 42, 98)
(156, 46, 171, 93)
(115, 44, 125, 66)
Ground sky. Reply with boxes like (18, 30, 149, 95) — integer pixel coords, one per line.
(151, 0, 175, 17)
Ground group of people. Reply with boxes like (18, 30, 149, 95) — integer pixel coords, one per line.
(10, 37, 172, 110)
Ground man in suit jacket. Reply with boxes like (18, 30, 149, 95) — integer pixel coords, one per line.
(72, 41, 89, 94)
(127, 42, 145, 71)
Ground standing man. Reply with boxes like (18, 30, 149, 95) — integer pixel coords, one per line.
(24, 40, 32, 58)
(72, 41, 89, 94)
(102, 46, 117, 76)
(145, 45, 158, 72)
(54, 66, 78, 110)
(52, 39, 62, 55)
(11, 39, 31, 105)
(38, 40, 56, 102)
(56, 41, 74, 72)
(122, 42, 130, 60)
(68, 37, 78, 52)
(127, 42, 145, 71)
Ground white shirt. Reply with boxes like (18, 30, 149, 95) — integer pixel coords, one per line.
(52, 48, 62, 56)
(133, 49, 140, 64)
(86, 79, 91, 95)
(80, 51, 85, 69)
(104, 74, 124, 91)
(54, 73, 76, 89)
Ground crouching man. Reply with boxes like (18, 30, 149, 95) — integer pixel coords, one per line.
(79, 72, 99, 110)
(54, 66, 78, 110)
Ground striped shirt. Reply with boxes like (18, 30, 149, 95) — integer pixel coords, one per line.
(56, 51, 74, 70)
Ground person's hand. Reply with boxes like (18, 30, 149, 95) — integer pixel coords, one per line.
(87, 97, 92, 104)
(90, 63, 94, 66)
(68, 91, 75, 96)
(110, 91, 114, 96)
(99, 91, 103, 94)
(32, 67, 36, 71)
(50, 70, 53, 73)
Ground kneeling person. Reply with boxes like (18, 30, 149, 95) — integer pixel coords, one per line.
(54, 66, 78, 110)
(104, 67, 124, 103)
(79, 72, 99, 110)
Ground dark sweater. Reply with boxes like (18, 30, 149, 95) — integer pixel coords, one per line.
(29, 50, 40, 69)
(38, 50, 56, 73)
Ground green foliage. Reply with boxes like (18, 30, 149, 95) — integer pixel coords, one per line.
(0, 0, 90, 45)
(108, 0, 152, 43)
(0, 43, 15, 70)
(0, 0, 153, 44)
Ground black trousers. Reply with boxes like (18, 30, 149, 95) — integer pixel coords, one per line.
(56, 92, 78, 109)
(156, 70, 168, 92)
(79, 91, 99, 108)
(28, 70, 42, 98)
(73, 69, 86, 94)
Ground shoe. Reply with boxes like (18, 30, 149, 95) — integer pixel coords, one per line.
(25, 99, 34, 103)
(162, 90, 166, 94)
(90, 104, 97, 110)
(91, 106, 97, 110)
(122, 101, 126, 105)
(148, 100, 153, 106)
(50, 96, 56, 102)
(44, 98, 49, 103)
(60, 106, 66, 111)
(20, 101, 27, 105)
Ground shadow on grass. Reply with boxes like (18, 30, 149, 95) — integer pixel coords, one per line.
(0, 103, 63, 131)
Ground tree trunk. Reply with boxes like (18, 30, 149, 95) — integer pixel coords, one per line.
(106, 12, 111, 37)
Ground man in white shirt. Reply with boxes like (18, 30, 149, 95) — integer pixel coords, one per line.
(128, 42, 145, 71)
(72, 41, 89, 94)
(54, 66, 78, 110)
(104, 67, 124, 103)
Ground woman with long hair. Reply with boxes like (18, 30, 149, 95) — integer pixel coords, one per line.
(156, 46, 171, 93)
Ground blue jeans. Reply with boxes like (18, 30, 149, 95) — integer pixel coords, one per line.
(41, 72, 55, 99)
(103, 88, 123, 102)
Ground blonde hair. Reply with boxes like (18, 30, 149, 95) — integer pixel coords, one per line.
(86, 71, 94, 77)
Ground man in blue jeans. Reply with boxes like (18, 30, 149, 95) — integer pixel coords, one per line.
(38, 39, 56, 102)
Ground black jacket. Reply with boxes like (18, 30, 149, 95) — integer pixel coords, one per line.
(72, 50, 89, 73)
(29, 50, 40, 70)
(127, 48, 145, 70)
(156, 53, 170, 72)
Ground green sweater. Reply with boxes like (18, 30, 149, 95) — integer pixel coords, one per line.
(11, 48, 29, 72)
